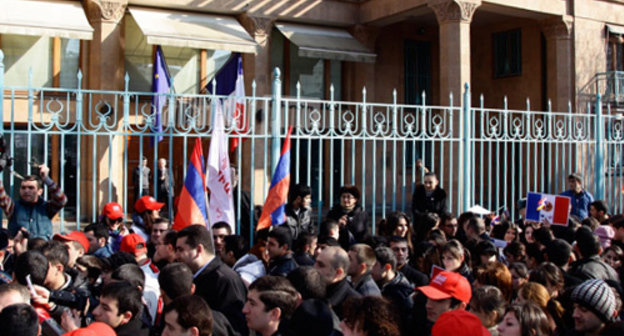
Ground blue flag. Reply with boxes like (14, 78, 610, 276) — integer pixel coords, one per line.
(207, 53, 240, 95)
(152, 46, 171, 144)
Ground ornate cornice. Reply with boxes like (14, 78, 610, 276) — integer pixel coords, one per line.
(85, 0, 127, 24)
(541, 16, 574, 40)
(427, 0, 482, 24)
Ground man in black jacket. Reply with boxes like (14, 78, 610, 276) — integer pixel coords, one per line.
(285, 184, 314, 241)
(176, 225, 248, 336)
(267, 226, 298, 277)
(314, 245, 361, 319)
(412, 172, 447, 220)
(93, 281, 149, 336)
(569, 226, 619, 282)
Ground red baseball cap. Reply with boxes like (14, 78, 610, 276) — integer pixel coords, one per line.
(63, 322, 116, 336)
(120, 233, 147, 256)
(418, 270, 472, 303)
(432, 310, 491, 336)
(102, 202, 124, 220)
(53, 231, 90, 252)
(134, 196, 164, 213)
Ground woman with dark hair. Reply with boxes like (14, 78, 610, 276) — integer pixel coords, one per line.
(602, 245, 624, 273)
(340, 296, 401, 336)
(492, 221, 521, 244)
(441, 239, 473, 283)
(378, 211, 414, 252)
(497, 303, 552, 336)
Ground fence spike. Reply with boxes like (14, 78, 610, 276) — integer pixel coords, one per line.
(504, 96, 508, 110)
(548, 99, 552, 112)
(362, 86, 367, 104)
(252, 80, 256, 98)
(421, 90, 426, 104)
(124, 73, 129, 91)
(480, 94, 484, 108)
(330, 84, 335, 101)
(296, 81, 301, 98)
(392, 89, 397, 105)
(568, 100, 572, 114)
(526, 97, 531, 111)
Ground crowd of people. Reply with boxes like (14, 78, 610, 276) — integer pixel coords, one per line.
(0, 163, 623, 336)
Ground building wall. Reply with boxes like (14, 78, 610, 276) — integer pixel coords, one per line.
(471, 20, 544, 110)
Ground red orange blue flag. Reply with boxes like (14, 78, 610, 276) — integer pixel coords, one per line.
(256, 126, 293, 231)
(173, 138, 209, 231)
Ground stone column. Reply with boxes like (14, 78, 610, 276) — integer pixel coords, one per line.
(427, 0, 481, 105)
(84, 0, 127, 91)
(238, 15, 274, 206)
(542, 16, 574, 112)
(238, 15, 273, 97)
(83, 0, 128, 219)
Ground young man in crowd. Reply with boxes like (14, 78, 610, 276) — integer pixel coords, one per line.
(0, 164, 67, 240)
(389, 236, 428, 286)
(120, 233, 160, 324)
(53, 231, 90, 270)
(84, 223, 113, 258)
(153, 230, 177, 269)
(222, 235, 265, 287)
(571, 279, 617, 336)
(347, 243, 381, 296)
(176, 224, 248, 336)
(212, 221, 232, 257)
(266, 226, 298, 277)
(162, 295, 212, 336)
(416, 270, 472, 335)
(93, 280, 149, 336)
(242, 276, 298, 336)
(314, 245, 360, 319)
(561, 172, 593, 220)
(372, 246, 414, 330)
(285, 184, 313, 240)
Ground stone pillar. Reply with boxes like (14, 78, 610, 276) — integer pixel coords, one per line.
(83, 0, 128, 220)
(238, 15, 275, 207)
(542, 16, 574, 112)
(427, 0, 480, 105)
(84, 0, 127, 91)
(238, 15, 273, 97)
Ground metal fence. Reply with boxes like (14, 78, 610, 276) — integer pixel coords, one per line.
(0, 49, 618, 237)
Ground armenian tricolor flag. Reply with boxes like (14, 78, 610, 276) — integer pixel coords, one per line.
(173, 138, 209, 231)
(256, 127, 293, 231)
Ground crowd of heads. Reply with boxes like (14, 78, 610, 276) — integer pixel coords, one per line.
(2, 173, 624, 336)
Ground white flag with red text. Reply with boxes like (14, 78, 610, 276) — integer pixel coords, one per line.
(206, 100, 235, 231)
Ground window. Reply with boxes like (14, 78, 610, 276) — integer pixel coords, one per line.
(2, 34, 53, 87)
(1, 34, 80, 88)
(607, 35, 624, 71)
(492, 29, 522, 78)
(270, 29, 342, 99)
(125, 15, 200, 94)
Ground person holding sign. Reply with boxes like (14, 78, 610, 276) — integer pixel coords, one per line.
(560, 173, 593, 220)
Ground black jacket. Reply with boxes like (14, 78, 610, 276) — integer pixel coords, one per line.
(398, 264, 429, 287)
(352, 273, 381, 297)
(294, 252, 315, 266)
(285, 204, 314, 240)
(326, 204, 370, 245)
(325, 278, 361, 320)
(411, 184, 447, 219)
(569, 255, 619, 282)
(115, 317, 150, 336)
(268, 253, 299, 277)
(381, 272, 414, 333)
(194, 257, 249, 336)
